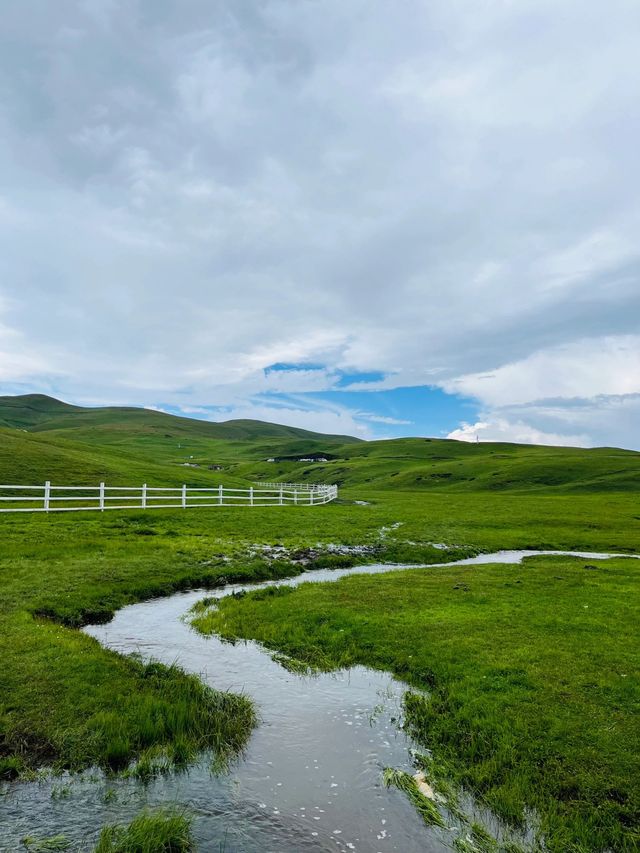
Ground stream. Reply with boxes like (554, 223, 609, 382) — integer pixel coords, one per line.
(1, 550, 636, 852)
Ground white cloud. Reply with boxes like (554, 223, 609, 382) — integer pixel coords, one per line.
(361, 413, 412, 425)
(0, 1, 639, 446)
(0, 303, 64, 382)
(448, 419, 588, 448)
(70, 122, 126, 154)
(205, 402, 371, 438)
(443, 336, 640, 407)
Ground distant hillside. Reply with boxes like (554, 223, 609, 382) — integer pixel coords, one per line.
(0, 395, 360, 445)
(1, 394, 638, 494)
(240, 436, 640, 494)
(0, 394, 359, 485)
(0, 426, 252, 487)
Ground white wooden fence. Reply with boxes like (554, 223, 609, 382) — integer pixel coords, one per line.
(255, 482, 324, 491)
(0, 482, 338, 513)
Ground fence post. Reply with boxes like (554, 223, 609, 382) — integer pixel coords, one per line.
(250, 486, 254, 506)
(44, 480, 50, 512)
(279, 485, 283, 506)
(182, 484, 186, 509)
(99, 482, 105, 511)
(294, 488, 298, 506)
(142, 483, 147, 509)
(219, 484, 223, 506)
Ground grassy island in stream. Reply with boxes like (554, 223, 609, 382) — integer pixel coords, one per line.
(194, 554, 640, 852)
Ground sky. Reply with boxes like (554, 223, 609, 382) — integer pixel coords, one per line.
(1, 1, 639, 447)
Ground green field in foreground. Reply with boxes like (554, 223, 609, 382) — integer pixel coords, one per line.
(194, 553, 640, 852)
(1, 394, 639, 851)
(1, 490, 638, 787)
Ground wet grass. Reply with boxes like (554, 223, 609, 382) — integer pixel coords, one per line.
(21, 836, 72, 852)
(194, 554, 640, 852)
(382, 767, 445, 827)
(94, 809, 193, 852)
(1, 625, 255, 779)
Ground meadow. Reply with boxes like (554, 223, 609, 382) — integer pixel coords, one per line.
(1, 394, 639, 851)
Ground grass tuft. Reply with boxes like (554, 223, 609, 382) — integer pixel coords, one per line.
(94, 809, 193, 852)
(383, 767, 445, 827)
(21, 836, 71, 851)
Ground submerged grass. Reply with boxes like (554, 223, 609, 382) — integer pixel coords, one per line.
(383, 767, 445, 827)
(94, 809, 193, 852)
(195, 554, 640, 852)
(21, 836, 72, 852)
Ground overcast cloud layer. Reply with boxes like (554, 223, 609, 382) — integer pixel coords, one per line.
(1, 1, 639, 446)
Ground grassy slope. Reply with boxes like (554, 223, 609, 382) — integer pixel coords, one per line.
(3, 394, 640, 496)
(195, 554, 640, 852)
(0, 427, 252, 488)
(0, 393, 359, 443)
(242, 436, 640, 493)
(0, 394, 360, 487)
(0, 394, 359, 471)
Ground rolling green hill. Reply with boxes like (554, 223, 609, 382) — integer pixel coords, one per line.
(0, 394, 359, 444)
(0, 394, 359, 485)
(242, 436, 640, 493)
(0, 426, 252, 488)
(1, 393, 639, 493)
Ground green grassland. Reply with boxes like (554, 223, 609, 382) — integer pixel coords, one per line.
(0, 394, 359, 486)
(246, 436, 640, 493)
(1, 394, 639, 851)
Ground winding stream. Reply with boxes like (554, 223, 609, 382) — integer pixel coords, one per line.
(1, 550, 636, 852)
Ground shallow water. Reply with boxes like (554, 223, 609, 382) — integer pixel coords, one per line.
(1, 549, 636, 852)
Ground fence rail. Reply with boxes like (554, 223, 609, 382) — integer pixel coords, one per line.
(254, 482, 324, 491)
(0, 482, 338, 513)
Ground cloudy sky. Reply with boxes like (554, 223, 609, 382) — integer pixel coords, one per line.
(1, 1, 639, 447)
